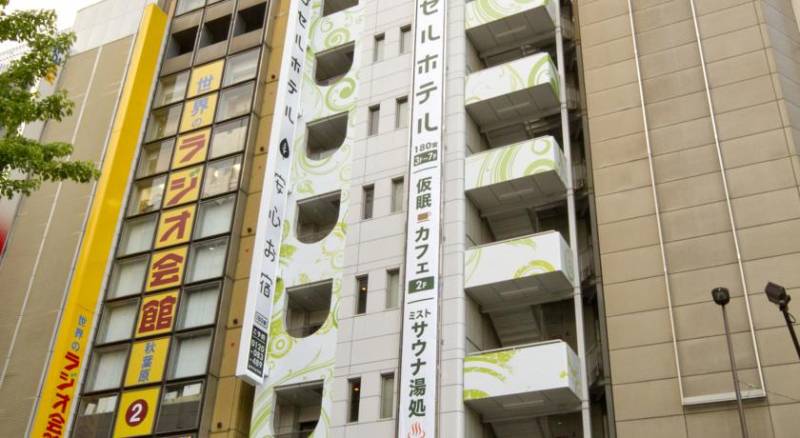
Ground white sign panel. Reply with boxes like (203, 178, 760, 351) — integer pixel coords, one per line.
(236, 0, 312, 387)
(399, 0, 446, 436)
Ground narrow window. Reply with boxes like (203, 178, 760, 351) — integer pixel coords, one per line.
(356, 275, 368, 315)
(395, 96, 409, 129)
(390, 177, 404, 213)
(373, 33, 385, 62)
(386, 269, 400, 309)
(380, 373, 395, 418)
(400, 25, 412, 54)
(348, 378, 362, 422)
(368, 105, 380, 136)
(177, 282, 221, 330)
(362, 184, 374, 220)
(155, 381, 204, 433)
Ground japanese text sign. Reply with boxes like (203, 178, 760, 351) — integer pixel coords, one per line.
(236, 0, 312, 386)
(399, 0, 446, 437)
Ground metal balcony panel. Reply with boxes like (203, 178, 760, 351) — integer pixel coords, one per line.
(465, 53, 560, 129)
(464, 340, 581, 420)
(466, 0, 557, 54)
(465, 231, 576, 309)
(465, 136, 567, 212)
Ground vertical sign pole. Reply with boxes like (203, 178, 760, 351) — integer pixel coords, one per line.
(398, 0, 447, 437)
(236, 0, 313, 387)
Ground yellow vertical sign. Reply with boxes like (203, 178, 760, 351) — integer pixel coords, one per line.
(145, 246, 188, 292)
(186, 59, 224, 98)
(30, 5, 167, 437)
(113, 386, 161, 437)
(135, 290, 179, 338)
(173, 128, 210, 169)
(180, 92, 218, 132)
(155, 205, 196, 248)
(164, 165, 203, 208)
(124, 337, 170, 386)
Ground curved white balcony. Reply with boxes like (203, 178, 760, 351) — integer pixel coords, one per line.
(465, 230, 575, 310)
(466, 0, 557, 54)
(465, 53, 559, 130)
(464, 340, 581, 420)
(466, 135, 567, 212)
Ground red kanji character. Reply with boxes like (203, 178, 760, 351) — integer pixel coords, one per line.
(148, 253, 184, 288)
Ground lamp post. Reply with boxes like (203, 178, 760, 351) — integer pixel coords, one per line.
(711, 287, 748, 438)
(764, 282, 800, 361)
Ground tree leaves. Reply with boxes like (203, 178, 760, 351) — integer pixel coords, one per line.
(0, 1, 98, 199)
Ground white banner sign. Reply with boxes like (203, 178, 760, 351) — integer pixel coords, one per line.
(236, 0, 312, 386)
(399, 0, 446, 436)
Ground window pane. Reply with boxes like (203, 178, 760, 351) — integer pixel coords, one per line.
(223, 49, 259, 87)
(386, 269, 399, 309)
(169, 332, 212, 379)
(156, 381, 203, 433)
(108, 255, 149, 299)
(203, 155, 242, 197)
(176, 0, 205, 15)
(194, 194, 235, 239)
(177, 283, 220, 329)
(396, 98, 408, 129)
(380, 373, 395, 418)
(86, 347, 128, 392)
(74, 394, 118, 438)
(368, 106, 379, 136)
(373, 34, 384, 62)
(356, 275, 368, 315)
(97, 300, 138, 344)
(118, 214, 157, 256)
(145, 104, 182, 142)
(128, 175, 166, 216)
(391, 178, 404, 213)
(154, 71, 190, 107)
(216, 82, 254, 121)
(362, 185, 374, 220)
(210, 117, 248, 158)
(348, 378, 361, 422)
(137, 139, 174, 178)
(400, 26, 412, 54)
(186, 237, 228, 283)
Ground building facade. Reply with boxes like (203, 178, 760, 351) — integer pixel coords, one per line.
(0, 0, 798, 438)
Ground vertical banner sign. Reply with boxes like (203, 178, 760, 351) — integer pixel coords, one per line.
(399, 0, 446, 437)
(236, 0, 312, 386)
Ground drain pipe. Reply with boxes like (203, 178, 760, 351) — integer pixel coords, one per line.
(554, 1, 592, 435)
(687, 0, 765, 394)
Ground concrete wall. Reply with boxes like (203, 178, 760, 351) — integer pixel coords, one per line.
(578, 0, 800, 436)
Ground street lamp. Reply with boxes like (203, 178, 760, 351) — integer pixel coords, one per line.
(711, 287, 748, 438)
(764, 282, 800, 361)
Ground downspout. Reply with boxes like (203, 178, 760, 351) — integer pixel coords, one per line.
(554, 1, 592, 435)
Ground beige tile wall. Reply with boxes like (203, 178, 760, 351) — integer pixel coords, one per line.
(578, 0, 800, 436)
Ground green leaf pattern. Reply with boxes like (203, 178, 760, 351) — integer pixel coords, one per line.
(465, 53, 558, 105)
(465, 0, 551, 29)
(250, 3, 364, 437)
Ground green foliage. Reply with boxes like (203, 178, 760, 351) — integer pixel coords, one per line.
(0, 0, 99, 199)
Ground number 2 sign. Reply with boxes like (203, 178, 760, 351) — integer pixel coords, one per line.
(114, 387, 160, 437)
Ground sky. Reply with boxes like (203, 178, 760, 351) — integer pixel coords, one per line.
(6, 0, 102, 30)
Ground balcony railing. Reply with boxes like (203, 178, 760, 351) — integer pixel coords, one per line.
(464, 340, 582, 420)
(465, 135, 567, 211)
(465, 230, 576, 309)
(466, 0, 557, 54)
(465, 53, 559, 129)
